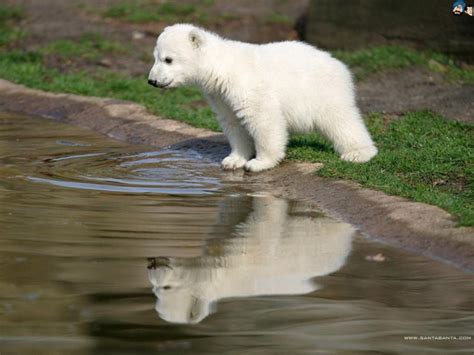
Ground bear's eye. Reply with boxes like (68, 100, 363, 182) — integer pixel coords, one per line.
(162, 285, 172, 290)
(164, 57, 173, 64)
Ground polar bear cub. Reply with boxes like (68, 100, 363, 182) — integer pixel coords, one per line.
(148, 24, 377, 172)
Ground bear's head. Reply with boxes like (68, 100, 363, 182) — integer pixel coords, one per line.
(147, 257, 215, 324)
(148, 24, 208, 89)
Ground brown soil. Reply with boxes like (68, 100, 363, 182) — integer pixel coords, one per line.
(358, 67, 474, 123)
(6, 0, 474, 123)
(9, 0, 308, 77)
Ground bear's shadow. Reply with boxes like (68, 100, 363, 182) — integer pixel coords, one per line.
(169, 135, 230, 164)
(288, 135, 333, 153)
(168, 134, 334, 164)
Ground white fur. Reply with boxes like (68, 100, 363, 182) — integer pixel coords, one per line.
(148, 195, 354, 324)
(149, 24, 378, 172)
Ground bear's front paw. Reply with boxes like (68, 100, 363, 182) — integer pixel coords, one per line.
(221, 155, 247, 170)
(244, 158, 277, 172)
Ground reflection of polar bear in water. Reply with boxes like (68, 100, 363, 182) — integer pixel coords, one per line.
(148, 195, 354, 324)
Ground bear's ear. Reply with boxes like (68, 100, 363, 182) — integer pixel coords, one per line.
(189, 29, 204, 49)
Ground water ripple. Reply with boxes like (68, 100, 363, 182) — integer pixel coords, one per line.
(28, 149, 221, 195)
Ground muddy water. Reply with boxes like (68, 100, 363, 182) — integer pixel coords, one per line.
(0, 113, 472, 354)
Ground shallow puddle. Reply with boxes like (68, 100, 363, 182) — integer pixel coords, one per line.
(0, 113, 472, 354)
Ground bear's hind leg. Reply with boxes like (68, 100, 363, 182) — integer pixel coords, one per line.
(340, 146, 378, 163)
(318, 109, 377, 163)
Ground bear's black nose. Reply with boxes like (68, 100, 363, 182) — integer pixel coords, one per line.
(148, 79, 158, 87)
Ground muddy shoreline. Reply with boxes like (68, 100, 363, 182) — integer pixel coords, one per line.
(1, 79, 472, 271)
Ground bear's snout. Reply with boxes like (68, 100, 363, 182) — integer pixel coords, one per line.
(148, 79, 173, 89)
(148, 79, 158, 87)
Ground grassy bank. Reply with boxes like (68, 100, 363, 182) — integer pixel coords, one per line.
(41, 32, 127, 60)
(334, 46, 474, 83)
(0, 4, 472, 226)
(0, 4, 25, 46)
(289, 112, 473, 226)
(0, 51, 219, 130)
(103, 1, 210, 23)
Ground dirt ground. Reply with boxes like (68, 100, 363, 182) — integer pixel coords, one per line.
(359, 68, 474, 124)
(6, 0, 474, 123)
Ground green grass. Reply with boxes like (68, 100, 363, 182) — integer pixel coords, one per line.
(264, 13, 293, 25)
(103, 1, 208, 23)
(288, 112, 473, 226)
(334, 46, 474, 83)
(0, 48, 472, 225)
(0, 50, 218, 130)
(41, 32, 126, 60)
(0, 4, 23, 23)
(0, 4, 26, 46)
